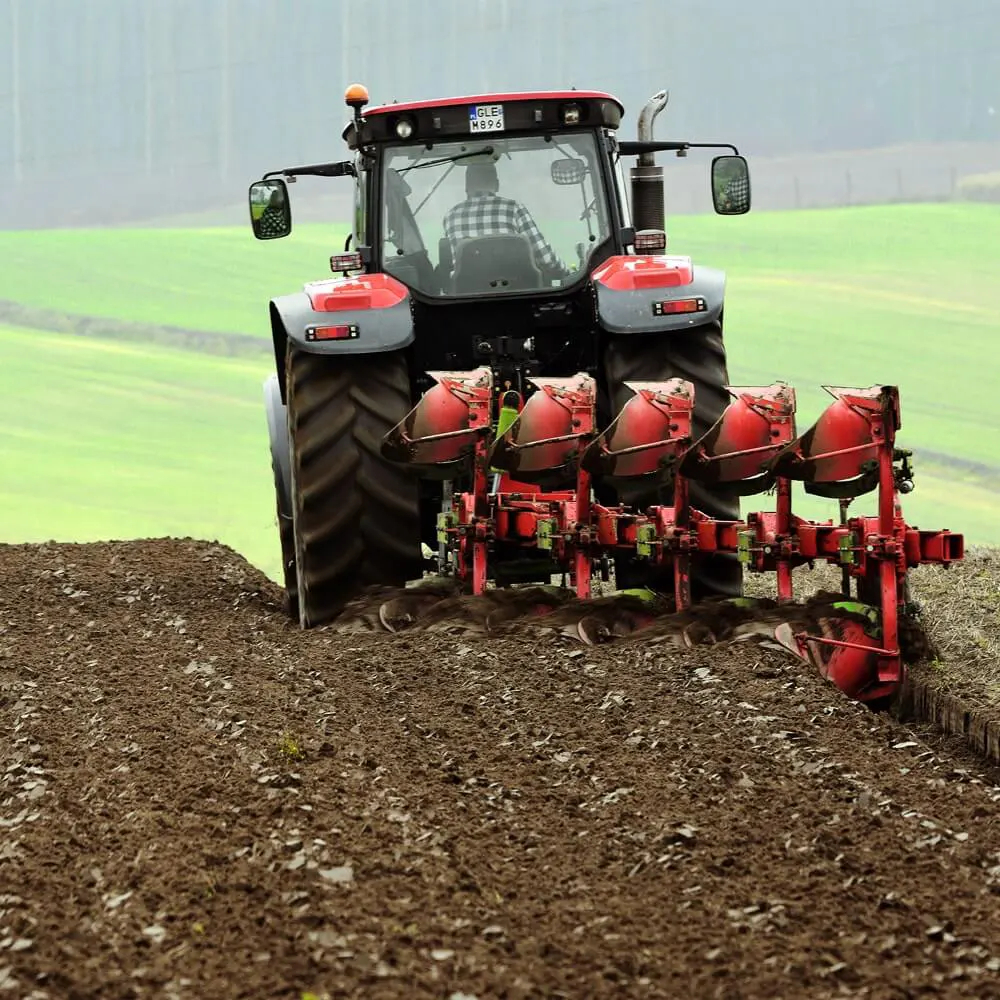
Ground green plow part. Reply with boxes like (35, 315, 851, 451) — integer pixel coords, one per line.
(831, 599, 881, 636)
(613, 587, 660, 604)
(490, 398, 521, 474)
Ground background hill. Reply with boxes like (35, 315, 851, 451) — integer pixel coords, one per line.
(2, 202, 995, 581)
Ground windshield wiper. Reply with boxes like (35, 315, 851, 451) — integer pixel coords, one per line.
(399, 146, 495, 174)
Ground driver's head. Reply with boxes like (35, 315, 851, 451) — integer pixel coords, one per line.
(466, 161, 499, 197)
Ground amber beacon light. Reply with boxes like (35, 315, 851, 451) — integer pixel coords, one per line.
(344, 83, 370, 110)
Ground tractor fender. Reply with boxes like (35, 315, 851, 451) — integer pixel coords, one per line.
(263, 372, 292, 518)
(269, 272, 415, 400)
(591, 254, 726, 334)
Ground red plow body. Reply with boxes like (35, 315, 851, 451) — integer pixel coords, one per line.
(383, 373, 963, 705)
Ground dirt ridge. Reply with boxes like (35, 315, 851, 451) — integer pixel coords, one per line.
(899, 674, 1000, 765)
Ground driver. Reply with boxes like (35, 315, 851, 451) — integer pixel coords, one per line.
(716, 170, 750, 213)
(442, 161, 570, 278)
(254, 187, 288, 239)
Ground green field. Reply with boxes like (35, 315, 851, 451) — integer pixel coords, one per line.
(0, 225, 344, 337)
(0, 326, 281, 578)
(1, 203, 997, 577)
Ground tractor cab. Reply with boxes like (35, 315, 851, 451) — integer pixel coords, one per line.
(378, 129, 610, 297)
(249, 84, 750, 305)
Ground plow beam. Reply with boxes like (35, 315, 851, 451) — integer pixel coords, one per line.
(581, 378, 693, 480)
(681, 382, 797, 496)
(489, 373, 596, 486)
(769, 385, 897, 499)
(381, 367, 493, 478)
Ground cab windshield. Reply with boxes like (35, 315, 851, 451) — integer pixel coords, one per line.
(380, 131, 611, 298)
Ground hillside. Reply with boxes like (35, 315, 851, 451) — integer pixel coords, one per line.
(0, 204, 997, 565)
(0, 325, 279, 578)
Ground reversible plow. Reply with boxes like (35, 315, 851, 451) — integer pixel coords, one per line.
(381, 373, 963, 706)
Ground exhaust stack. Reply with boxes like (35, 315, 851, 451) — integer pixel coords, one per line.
(631, 89, 669, 233)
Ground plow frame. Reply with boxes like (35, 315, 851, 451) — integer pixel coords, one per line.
(393, 373, 963, 703)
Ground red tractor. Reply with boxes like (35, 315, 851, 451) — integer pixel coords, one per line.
(252, 84, 962, 705)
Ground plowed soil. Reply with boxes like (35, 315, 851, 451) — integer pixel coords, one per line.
(4, 539, 1000, 1000)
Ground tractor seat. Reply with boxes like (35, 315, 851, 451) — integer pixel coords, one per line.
(451, 234, 543, 293)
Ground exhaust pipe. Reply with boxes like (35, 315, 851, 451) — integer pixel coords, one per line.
(631, 89, 669, 233)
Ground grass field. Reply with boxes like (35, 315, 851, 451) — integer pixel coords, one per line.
(1, 202, 997, 576)
(680, 206, 1000, 471)
(0, 225, 338, 337)
(0, 326, 281, 579)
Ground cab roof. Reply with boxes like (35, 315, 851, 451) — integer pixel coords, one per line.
(365, 90, 625, 117)
(345, 90, 626, 149)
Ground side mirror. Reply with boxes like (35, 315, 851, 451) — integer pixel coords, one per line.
(711, 155, 751, 215)
(551, 157, 587, 186)
(249, 179, 292, 240)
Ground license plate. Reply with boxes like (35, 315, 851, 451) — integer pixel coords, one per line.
(469, 104, 505, 133)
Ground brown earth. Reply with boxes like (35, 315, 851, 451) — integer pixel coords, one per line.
(4, 538, 1000, 999)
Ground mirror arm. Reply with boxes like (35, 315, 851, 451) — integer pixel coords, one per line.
(618, 141, 740, 156)
(686, 142, 741, 155)
(263, 161, 356, 180)
(617, 140, 688, 156)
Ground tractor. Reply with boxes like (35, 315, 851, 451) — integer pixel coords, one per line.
(251, 84, 962, 706)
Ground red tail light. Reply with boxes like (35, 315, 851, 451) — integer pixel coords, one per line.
(653, 297, 706, 316)
(305, 324, 359, 341)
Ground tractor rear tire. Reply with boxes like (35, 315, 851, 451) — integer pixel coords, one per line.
(285, 345, 423, 627)
(602, 321, 743, 602)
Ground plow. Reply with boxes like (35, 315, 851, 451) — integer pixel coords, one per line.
(249, 82, 964, 711)
(374, 374, 962, 705)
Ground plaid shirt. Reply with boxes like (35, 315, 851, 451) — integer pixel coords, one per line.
(720, 174, 750, 210)
(443, 193, 566, 272)
(257, 205, 287, 239)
